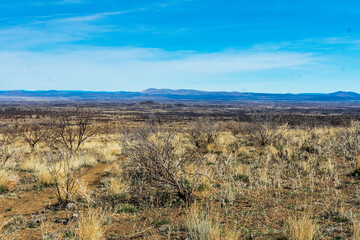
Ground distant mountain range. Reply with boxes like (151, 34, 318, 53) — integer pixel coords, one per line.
(0, 89, 359, 102)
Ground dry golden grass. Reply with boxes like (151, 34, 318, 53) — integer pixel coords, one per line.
(19, 154, 44, 172)
(105, 177, 129, 197)
(353, 215, 360, 240)
(0, 218, 19, 240)
(289, 214, 316, 240)
(0, 170, 16, 192)
(258, 167, 269, 185)
(0, 170, 11, 190)
(185, 203, 216, 240)
(299, 160, 311, 173)
(234, 163, 250, 176)
(185, 202, 240, 240)
(84, 154, 98, 167)
(237, 146, 248, 156)
(3, 116, 360, 239)
(321, 158, 335, 174)
(356, 156, 360, 171)
(77, 180, 93, 203)
(99, 144, 121, 163)
(36, 167, 54, 186)
(77, 208, 106, 240)
(69, 154, 93, 169)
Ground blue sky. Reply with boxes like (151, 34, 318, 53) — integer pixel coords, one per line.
(0, 0, 359, 93)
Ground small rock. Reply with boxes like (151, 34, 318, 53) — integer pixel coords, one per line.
(71, 211, 79, 220)
(28, 216, 42, 228)
(158, 224, 172, 235)
(65, 202, 76, 211)
(54, 217, 70, 225)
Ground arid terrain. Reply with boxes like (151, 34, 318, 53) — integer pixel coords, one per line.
(0, 102, 359, 240)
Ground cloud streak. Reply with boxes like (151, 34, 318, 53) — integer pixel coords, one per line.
(55, 0, 85, 4)
(0, 47, 316, 91)
(0, 10, 133, 49)
(0, 5, 151, 50)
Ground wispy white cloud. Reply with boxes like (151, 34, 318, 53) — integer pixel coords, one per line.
(0, 47, 316, 91)
(0, 22, 107, 49)
(0, 9, 137, 49)
(252, 37, 360, 51)
(49, 10, 133, 23)
(322, 37, 360, 45)
(0, 5, 151, 50)
(52, 6, 150, 23)
(55, 0, 85, 4)
(9, 0, 86, 6)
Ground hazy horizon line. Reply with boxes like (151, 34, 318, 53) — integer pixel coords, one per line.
(0, 88, 357, 95)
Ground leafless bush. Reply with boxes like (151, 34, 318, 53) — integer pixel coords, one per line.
(248, 111, 282, 146)
(185, 118, 220, 152)
(50, 110, 99, 153)
(17, 122, 48, 150)
(0, 125, 17, 168)
(123, 125, 208, 204)
(228, 121, 255, 136)
(47, 151, 90, 204)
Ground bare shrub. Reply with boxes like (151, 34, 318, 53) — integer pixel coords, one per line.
(124, 125, 208, 204)
(228, 120, 255, 136)
(249, 111, 282, 146)
(286, 128, 324, 162)
(47, 151, 90, 204)
(185, 118, 220, 152)
(0, 125, 17, 168)
(17, 122, 48, 150)
(50, 110, 99, 153)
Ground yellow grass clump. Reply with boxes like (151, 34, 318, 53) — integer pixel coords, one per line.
(234, 163, 250, 177)
(77, 208, 106, 240)
(76, 180, 93, 203)
(185, 202, 240, 240)
(105, 177, 129, 197)
(353, 215, 360, 240)
(36, 168, 54, 186)
(321, 158, 335, 174)
(289, 214, 316, 240)
(0, 170, 17, 192)
(99, 143, 122, 163)
(19, 155, 44, 173)
(356, 156, 360, 171)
